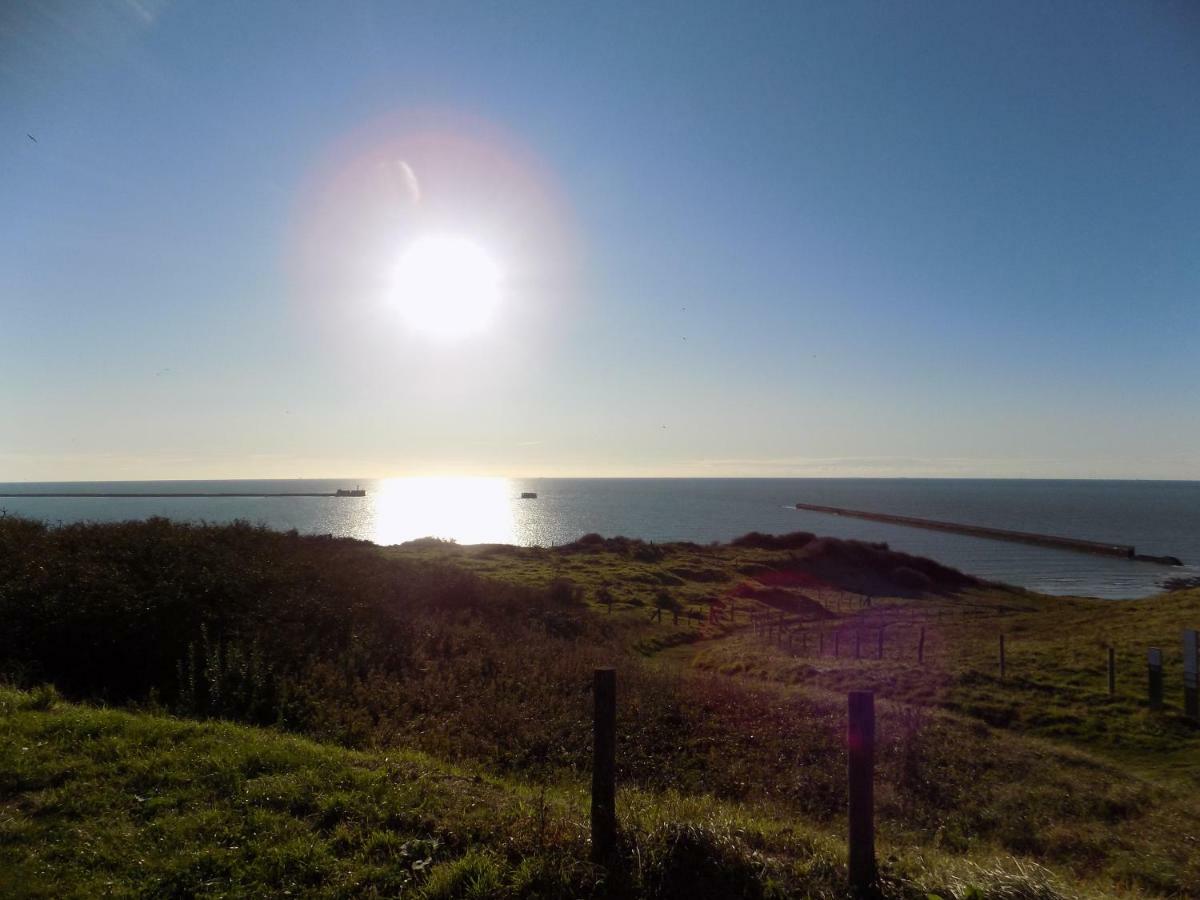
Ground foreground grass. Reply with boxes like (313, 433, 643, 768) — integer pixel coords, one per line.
(0, 685, 1108, 899)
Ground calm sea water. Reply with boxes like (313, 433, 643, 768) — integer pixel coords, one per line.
(2, 478, 1197, 600)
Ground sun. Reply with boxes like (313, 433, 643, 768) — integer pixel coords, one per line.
(392, 235, 502, 339)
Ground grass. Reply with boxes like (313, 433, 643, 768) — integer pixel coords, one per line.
(0, 684, 1105, 899)
(687, 585, 1200, 781)
(1, 516, 1199, 897)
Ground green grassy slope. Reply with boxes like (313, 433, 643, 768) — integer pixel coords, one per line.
(0, 686, 1106, 900)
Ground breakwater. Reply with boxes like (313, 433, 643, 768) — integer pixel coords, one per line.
(0, 492, 352, 499)
(794, 502, 1182, 566)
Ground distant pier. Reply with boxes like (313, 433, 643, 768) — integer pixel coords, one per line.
(0, 492, 363, 499)
(794, 502, 1182, 566)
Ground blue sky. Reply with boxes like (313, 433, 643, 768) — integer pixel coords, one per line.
(2, 1, 1198, 480)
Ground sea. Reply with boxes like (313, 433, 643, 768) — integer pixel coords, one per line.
(2, 478, 1197, 600)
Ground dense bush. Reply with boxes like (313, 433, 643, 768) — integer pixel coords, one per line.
(892, 565, 935, 591)
(787, 537, 980, 595)
(0, 517, 584, 720)
(730, 530, 817, 550)
(559, 533, 668, 561)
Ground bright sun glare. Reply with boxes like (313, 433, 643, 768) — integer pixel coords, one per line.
(393, 235, 501, 339)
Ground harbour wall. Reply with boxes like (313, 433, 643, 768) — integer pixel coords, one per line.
(794, 502, 1182, 566)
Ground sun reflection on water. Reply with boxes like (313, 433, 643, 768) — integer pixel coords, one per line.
(370, 477, 518, 546)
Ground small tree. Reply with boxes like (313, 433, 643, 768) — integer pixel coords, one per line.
(653, 589, 672, 623)
(596, 582, 614, 614)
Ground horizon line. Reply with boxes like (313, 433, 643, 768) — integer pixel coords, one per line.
(3, 474, 1200, 484)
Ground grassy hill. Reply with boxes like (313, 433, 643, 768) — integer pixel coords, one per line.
(1, 516, 1198, 897)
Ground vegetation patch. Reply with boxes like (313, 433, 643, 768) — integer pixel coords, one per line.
(1, 517, 1198, 896)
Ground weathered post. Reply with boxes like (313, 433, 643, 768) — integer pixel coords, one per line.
(918, 627, 926, 665)
(1147, 647, 1163, 710)
(801, 630, 808, 655)
(999, 634, 1006, 680)
(819, 631, 825, 656)
(591, 668, 617, 864)
(1107, 646, 1115, 696)
(847, 691, 876, 895)
(877, 628, 884, 660)
(835, 631, 841, 658)
(1184, 630, 1199, 721)
(855, 630, 861, 660)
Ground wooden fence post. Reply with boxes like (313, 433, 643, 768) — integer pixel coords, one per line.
(847, 691, 876, 894)
(1148, 647, 1163, 710)
(918, 627, 926, 665)
(1184, 630, 1199, 721)
(877, 628, 884, 660)
(855, 630, 861, 660)
(999, 634, 1006, 680)
(591, 668, 617, 864)
(835, 631, 841, 658)
(819, 631, 825, 656)
(1107, 646, 1115, 696)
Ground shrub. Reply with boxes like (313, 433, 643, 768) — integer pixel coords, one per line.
(730, 531, 816, 550)
(892, 566, 934, 591)
(18, 683, 59, 712)
(547, 577, 585, 606)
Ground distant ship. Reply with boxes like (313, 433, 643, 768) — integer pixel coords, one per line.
(521, 491, 538, 499)
(336, 485, 367, 497)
